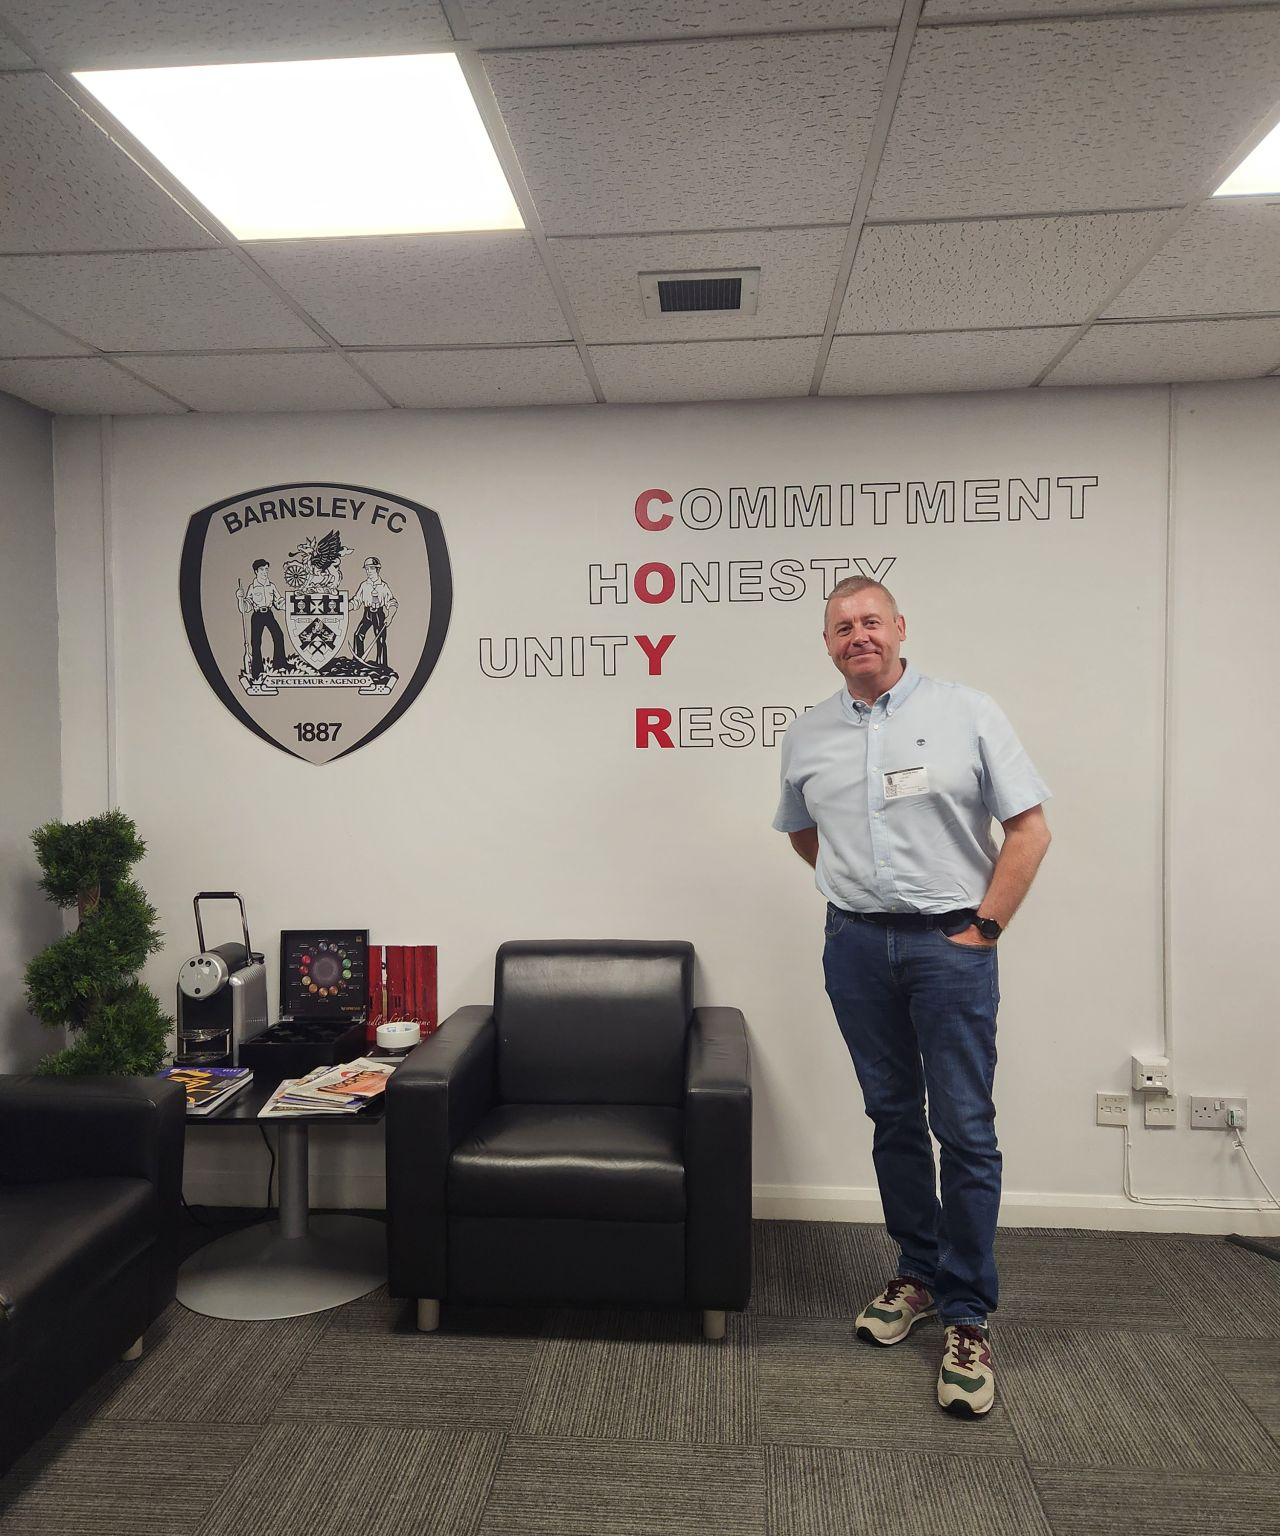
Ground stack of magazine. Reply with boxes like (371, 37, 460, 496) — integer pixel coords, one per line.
(258, 1057, 396, 1118)
(156, 1064, 254, 1116)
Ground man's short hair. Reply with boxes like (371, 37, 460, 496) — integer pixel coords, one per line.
(252, 558, 269, 572)
(825, 576, 899, 621)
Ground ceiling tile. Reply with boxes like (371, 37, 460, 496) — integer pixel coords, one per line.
(842, 211, 1178, 333)
(590, 337, 817, 402)
(355, 346, 595, 407)
(0, 72, 217, 254)
(822, 328, 1072, 396)
(551, 227, 846, 343)
(1044, 318, 1280, 386)
(1104, 200, 1280, 320)
(0, 356, 186, 412)
(464, 2, 898, 47)
(0, 294, 90, 356)
(124, 351, 387, 412)
(0, 250, 321, 350)
(250, 234, 570, 346)
(0, 1, 452, 68)
(483, 31, 894, 235)
(869, 12, 1280, 221)
(923, 0, 1279, 18)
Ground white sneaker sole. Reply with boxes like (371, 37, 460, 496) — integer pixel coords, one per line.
(938, 1390, 995, 1418)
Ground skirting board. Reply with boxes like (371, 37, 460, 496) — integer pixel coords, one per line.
(182, 1170, 1280, 1238)
(751, 1183, 1280, 1237)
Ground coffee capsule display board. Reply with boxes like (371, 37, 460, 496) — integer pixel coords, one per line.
(282, 930, 369, 1020)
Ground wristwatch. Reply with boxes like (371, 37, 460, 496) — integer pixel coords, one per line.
(973, 915, 1003, 941)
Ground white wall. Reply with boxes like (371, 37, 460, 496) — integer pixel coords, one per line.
(0, 389, 60, 1071)
(50, 383, 1280, 1232)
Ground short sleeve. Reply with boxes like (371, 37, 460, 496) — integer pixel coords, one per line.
(772, 726, 816, 833)
(975, 695, 1051, 823)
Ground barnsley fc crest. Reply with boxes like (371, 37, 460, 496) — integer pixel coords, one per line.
(180, 483, 452, 764)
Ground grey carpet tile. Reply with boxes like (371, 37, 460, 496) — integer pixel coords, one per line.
(753, 1317, 1023, 1458)
(750, 1220, 898, 1320)
(1193, 1335, 1280, 1439)
(517, 1308, 755, 1445)
(1129, 1235, 1280, 1338)
(991, 1232, 1186, 1331)
(1031, 1465, 1280, 1536)
(997, 1323, 1280, 1473)
(478, 1437, 766, 1536)
(84, 1298, 328, 1424)
(0, 1421, 258, 1535)
(269, 1304, 543, 1429)
(767, 1445, 1054, 1536)
(195, 1421, 503, 1536)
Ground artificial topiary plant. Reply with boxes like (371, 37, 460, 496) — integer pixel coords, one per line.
(24, 809, 171, 1075)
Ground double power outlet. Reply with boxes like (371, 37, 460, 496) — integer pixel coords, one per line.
(1095, 1091, 1248, 1130)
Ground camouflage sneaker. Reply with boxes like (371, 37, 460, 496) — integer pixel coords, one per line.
(855, 1277, 937, 1345)
(937, 1323, 995, 1417)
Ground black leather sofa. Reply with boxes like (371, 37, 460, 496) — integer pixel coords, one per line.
(0, 1074, 186, 1474)
(386, 939, 751, 1339)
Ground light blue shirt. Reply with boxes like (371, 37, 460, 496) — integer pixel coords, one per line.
(773, 663, 1050, 914)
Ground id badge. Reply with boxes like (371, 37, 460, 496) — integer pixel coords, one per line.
(883, 766, 929, 800)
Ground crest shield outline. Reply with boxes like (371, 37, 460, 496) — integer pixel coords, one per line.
(180, 481, 452, 764)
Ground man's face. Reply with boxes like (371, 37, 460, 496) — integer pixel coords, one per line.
(256, 564, 269, 578)
(823, 588, 906, 694)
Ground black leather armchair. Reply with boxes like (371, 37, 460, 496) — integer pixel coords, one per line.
(386, 940, 751, 1339)
(0, 1074, 186, 1473)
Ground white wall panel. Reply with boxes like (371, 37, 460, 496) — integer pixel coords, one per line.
(0, 390, 60, 1070)
(51, 387, 1261, 1226)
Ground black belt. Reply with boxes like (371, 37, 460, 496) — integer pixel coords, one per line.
(829, 904, 974, 931)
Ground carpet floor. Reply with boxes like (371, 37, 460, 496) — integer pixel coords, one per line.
(2, 1218, 1277, 1536)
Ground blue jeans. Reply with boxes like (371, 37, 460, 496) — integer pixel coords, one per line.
(822, 905, 1001, 1326)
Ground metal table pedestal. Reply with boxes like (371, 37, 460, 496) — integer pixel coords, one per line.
(178, 1119, 385, 1320)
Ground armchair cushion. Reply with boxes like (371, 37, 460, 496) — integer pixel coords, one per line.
(451, 1104, 685, 1222)
(0, 1178, 156, 1371)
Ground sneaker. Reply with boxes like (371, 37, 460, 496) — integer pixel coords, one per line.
(937, 1323, 995, 1417)
(855, 1277, 936, 1345)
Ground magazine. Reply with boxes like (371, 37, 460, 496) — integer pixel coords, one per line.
(156, 1065, 253, 1115)
(257, 1059, 394, 1118)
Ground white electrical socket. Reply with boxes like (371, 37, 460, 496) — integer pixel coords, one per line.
(1096, 1092, 1129, 1126)
(1144, 1092, 1177, 1128)
(1189, 1096, 1248, 1130)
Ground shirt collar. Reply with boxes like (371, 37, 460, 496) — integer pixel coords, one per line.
(839, 661, 921, 721)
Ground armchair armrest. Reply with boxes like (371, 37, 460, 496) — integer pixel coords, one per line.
(0, 1075, 185, 1193)
(684, 1008, 752, 1311)
(385, 1006, 496, 1298)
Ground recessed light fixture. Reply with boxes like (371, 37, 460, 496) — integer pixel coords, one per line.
(1214, 118, 1280, 197)
(74, 53, 525, 239)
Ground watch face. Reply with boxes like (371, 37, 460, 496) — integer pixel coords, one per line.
(976, 917, 1001, 940)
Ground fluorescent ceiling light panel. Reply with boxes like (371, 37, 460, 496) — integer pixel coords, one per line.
(1214, 118, 1280, 196)
(74, 54, 524, 238)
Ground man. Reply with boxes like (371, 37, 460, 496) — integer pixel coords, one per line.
(237, 558, 287, 680)
(773, 577, 1051, 1419)
(351, 556, 398, 669)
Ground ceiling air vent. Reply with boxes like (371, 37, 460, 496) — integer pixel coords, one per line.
(639, 268, 759, 318)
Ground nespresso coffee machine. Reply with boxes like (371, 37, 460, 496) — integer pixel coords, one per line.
(174, 892, 267, 1066)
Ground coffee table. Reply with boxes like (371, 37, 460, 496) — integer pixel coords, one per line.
(177, 1079, 387, 1320)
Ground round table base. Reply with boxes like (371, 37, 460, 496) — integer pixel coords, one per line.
(177, 1214, 386, 1319)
